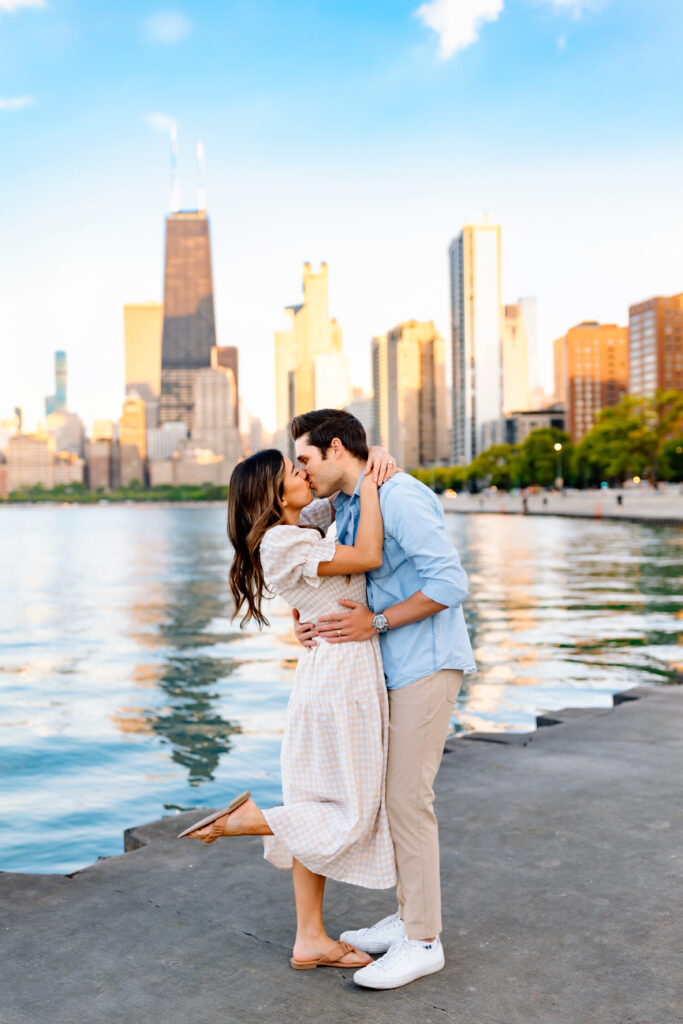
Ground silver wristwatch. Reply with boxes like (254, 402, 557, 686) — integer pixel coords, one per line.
(372, 613, 389, 634)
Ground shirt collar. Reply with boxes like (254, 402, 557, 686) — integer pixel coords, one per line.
(332, 470, 365, 511)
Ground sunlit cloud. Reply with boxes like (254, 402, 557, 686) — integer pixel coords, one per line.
(145, 11, 191, 44)
(415, 0, 504, 59)
(416, 0, 604, 58)
(0, 96, 35, 110)
(0, 0, 46, 10)
(145, 111, 177, 133)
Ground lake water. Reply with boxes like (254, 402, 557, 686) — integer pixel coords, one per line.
(1, 505, 681, 875)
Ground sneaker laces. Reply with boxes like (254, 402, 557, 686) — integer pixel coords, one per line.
(372, 936, 415, 971)
(357, 912, 400, 936)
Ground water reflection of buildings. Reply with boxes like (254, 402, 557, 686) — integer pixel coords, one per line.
(113, 511, 242, 786)
(453, 517, 548, 733)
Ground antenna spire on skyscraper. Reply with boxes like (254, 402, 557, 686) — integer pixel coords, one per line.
(196, 142, 206, 212)
(170, 124, 179, 213)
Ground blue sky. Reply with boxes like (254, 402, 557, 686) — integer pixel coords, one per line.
(2, 0, 682, 430)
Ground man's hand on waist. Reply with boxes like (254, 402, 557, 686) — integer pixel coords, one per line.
(316, 600, 377, 643)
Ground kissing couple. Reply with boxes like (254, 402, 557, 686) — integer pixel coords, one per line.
(180, 408, 476, 990)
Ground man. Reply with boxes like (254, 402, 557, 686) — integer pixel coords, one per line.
(290, 408, 476, 990)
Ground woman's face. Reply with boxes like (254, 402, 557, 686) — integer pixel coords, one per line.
(281, 456, 314, 511)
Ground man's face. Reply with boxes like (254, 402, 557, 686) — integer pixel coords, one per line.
(295, 435, 343, 497)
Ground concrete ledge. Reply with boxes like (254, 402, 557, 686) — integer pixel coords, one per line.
(2, 683, 681, 1024)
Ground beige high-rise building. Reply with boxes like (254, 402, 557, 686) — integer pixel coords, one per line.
(45, 411, 84, 456)
(382, 321, 449, 469)
(419, 333, 450, 465)
(85, 440, 113, 491)
(503, 303, 530, 414)
(119, 395, 146, 486)
(7, 434, 52, 491)
(274, 263, 349, 431)
(553, 321, 628, 442)
(124, 302, 163, 427)
(191, 367, 242, 465)
(371, 335, 389, 449)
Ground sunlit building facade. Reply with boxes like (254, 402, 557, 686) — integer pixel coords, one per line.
(502, 303, 530, 415)
(371, 335, 389, 449)
(210, 346, 240, 426)
(449, 221, 503, 464)
(119, 395, 146, 486)
(191, 367, 242, 465)
(553, 321, 628, 442)
(124, 301, 163, 428)
(628, 293, 683, 396)
(45, 411, 84, 457)
(381, 321, 449, 469)
(274, 263, 349, 432)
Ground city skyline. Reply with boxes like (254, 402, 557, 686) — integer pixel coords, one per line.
(1, 0, 681, 431)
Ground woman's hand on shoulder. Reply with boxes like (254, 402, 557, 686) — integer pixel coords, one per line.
(360, 471, 379, 493)
(365, 446, 401, 485)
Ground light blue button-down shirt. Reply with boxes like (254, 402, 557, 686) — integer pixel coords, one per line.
(333, 472, 476, 689)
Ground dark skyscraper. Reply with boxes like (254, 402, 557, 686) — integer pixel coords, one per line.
(45, 351, 67, 417)
(159, 211, 216, 431)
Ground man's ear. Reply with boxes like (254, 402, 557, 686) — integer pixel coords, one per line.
(330, 437, 343, 459)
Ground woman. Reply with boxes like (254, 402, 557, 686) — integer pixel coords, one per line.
(182, 449, 396, 971)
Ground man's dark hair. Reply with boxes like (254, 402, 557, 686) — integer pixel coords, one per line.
(290, 408, 369, 460)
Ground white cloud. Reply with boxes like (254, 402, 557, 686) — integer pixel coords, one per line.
(557, 33, 567, 49)
(0, 0, 46, 10)
(145, 11, 191, 44)
(145, 111, 176, 133)
(415, 0, 504, 58)
(415, 0, 604, 58)
(0, 96, 35, 110)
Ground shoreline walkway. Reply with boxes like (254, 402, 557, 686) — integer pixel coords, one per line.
(2, 685, 681, 1024)
(442, 487, 683, 526)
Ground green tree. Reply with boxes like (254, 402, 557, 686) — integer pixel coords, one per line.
(466, 444, 520, 490)
(518, 428, 573, 488)
(575, 391, 683, 487)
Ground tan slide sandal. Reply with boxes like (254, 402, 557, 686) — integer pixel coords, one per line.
(177, 791, 251, 839)
(290, 941, 370, 971)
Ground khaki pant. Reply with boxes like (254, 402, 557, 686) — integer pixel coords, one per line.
(386, 669, 463, 940)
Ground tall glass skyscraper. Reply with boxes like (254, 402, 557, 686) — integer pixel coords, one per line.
(159, 212, 216, 432)
(448, 222, 503, 464)
(45, 351, 67, 417)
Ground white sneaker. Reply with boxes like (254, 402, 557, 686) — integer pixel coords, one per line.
(340, 912, 405, 954)
(353, 935, 445, 990)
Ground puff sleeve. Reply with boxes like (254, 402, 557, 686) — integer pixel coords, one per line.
(260, 525, 337, 591)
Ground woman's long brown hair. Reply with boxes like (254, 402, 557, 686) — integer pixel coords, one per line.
(227, 449, 286, 628)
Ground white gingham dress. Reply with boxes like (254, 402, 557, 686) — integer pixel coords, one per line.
(259, 500, 396, 889)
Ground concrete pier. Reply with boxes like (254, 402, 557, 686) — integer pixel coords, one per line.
(1, 685, 681, 1024)
(442, 486, 683, 526)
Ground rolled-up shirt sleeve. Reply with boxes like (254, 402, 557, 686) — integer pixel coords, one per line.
(382, 485, 469, 608)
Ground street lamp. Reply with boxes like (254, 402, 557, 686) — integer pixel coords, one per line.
(554, 442, 563, 490)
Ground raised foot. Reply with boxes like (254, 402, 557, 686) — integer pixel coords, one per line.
(187, 798, 270, 842)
